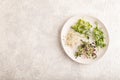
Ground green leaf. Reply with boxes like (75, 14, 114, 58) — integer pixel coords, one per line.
(71, 19, 92, 39)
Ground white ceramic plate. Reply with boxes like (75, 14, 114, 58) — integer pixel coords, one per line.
(61, 15, 109, 64)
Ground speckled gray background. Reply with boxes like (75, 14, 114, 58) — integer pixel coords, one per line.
(0, 0, 120, 80)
